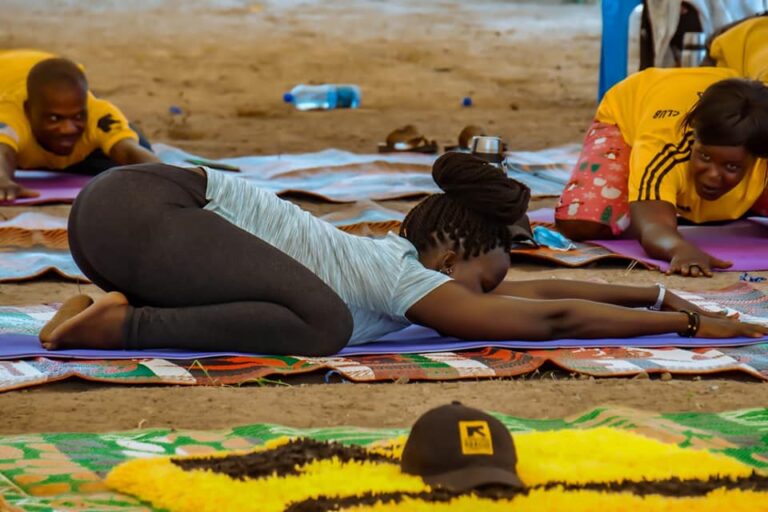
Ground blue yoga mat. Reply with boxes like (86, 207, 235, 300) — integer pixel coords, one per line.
(1, 325, 765, 360)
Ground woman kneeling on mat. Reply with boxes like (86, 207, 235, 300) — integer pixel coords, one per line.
(555, 68, 768, 277)
(41, 153, 766, 356)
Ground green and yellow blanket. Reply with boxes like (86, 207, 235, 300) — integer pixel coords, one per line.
(2, 407, 768, 511)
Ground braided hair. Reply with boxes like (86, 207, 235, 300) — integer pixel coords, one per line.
(400, 152, 530, 259)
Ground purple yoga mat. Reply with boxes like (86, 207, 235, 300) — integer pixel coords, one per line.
(591, 221, 768, 272)
(1, 326, 765, 360)
(10, 171, 90, 206)
(527, 208, 768, 272)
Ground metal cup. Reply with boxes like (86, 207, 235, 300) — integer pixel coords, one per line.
(470, 135, 504, 164)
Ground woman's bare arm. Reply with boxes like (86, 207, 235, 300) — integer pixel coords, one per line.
(630, 201, 732, 277)
(492, 279, 659, 307)
(406, 281, 766, 341)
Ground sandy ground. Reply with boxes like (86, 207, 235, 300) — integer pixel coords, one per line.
(1, 0, 767, 435)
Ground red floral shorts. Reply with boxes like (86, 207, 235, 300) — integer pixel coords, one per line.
(555, 121, 632, 235)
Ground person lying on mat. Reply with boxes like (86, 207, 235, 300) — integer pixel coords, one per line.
(705, 13, 768, 82)
(555, 68, 768, 277)
(38, 153, 766, 356)
(0, 49, 159, 202)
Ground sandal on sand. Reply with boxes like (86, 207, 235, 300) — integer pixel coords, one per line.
(378, 125, 439, 154)
(445, 125, 487, 152)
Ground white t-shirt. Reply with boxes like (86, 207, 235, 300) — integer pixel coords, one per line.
(203, 169, 451, 344)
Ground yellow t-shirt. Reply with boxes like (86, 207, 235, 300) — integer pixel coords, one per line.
(596, 67, 768, 223)
(0, 49, 137, 170)
(710, 16, 768, 82)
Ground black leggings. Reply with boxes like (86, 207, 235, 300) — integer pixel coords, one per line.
(68, 164, 353, 356)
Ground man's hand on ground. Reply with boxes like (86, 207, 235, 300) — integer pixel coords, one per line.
(0, 178, 41, 203)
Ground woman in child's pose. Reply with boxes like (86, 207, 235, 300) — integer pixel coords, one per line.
(41, 153, 766, 355)
(555, 69, 768, 277)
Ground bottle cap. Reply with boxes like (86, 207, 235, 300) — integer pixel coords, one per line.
(336, 86, 360, 108)
(462, 96, 473, 107)
(283, 93, 294, 103)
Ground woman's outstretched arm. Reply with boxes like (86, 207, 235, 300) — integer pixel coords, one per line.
(492, 279, 717, 316)
(406, 281, 766, 341)
(493, 280, 660, 306)
(630, 201, 732, 277)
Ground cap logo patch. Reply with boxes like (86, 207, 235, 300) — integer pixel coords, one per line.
(458, 421, 493, 455)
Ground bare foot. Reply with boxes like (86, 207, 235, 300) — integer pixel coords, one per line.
(40, 292, 131, 350)
(39, 295, 94, 345)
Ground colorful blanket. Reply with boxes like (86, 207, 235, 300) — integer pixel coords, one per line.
(1, 343, 767, 392)
(7, 144, 579, 206)
(0, 248, 86, 283)
(0, 212, 68, 249)
(1, 407, 767, 511)
(1, 283, 767, 391)
(107, 429, 765, 511)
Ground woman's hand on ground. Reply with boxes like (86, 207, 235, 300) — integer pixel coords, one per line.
(662, 290, 729, 318)
(667, 247, 732, 277)
(696, 316, 768, 338)
(0, 178, 40, 203)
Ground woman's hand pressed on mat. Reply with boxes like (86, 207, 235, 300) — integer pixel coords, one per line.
(630, 201, 733, 278)
(667, 245, 733, 278)
(41, 153, 767, 356)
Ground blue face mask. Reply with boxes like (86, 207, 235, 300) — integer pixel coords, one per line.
(532, 225, 575, 251)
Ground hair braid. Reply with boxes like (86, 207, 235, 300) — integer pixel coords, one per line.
(400, 152, 530, 259)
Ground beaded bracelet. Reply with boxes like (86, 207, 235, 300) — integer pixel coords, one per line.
(678, 310, 700, 338)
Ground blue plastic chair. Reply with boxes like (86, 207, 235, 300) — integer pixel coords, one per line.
(599, 0, 643, 101)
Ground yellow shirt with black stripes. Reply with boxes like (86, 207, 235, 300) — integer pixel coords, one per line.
(0, 49, 137, 170)
(596, 67, 768, 224)
(710, 15, 768, 82)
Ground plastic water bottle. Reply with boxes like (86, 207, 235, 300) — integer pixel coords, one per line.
(283, 84, 361, 111)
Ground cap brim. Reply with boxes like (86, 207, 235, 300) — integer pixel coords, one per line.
(422, 466, 524, 492)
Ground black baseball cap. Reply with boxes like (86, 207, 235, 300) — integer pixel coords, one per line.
(400, 401, 523, 491)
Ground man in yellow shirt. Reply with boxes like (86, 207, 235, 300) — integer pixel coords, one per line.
(0, 50, 159, 202)
(555, 67, 768, 277)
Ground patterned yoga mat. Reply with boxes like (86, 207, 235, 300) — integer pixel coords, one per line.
(7, 144, 578, 206)
(1, 406, 767, 511)
(1, 283, 768, 391)
(0, 248, 87, 283)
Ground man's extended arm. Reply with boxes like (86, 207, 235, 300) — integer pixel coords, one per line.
(108, 138, 161, 166)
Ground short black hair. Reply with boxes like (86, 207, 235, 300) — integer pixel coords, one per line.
(683, 78, 768, 158)
(400, 152, 530, 259)
(26, 58, 88, 100)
